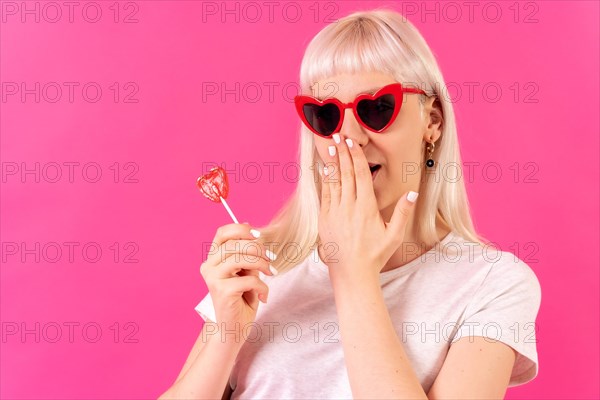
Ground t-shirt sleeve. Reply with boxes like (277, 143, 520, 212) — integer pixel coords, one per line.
(194, 292, 217, 323)
(450, 253, 542, 387)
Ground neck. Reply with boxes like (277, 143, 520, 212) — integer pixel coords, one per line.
(379, 206, 451, 273)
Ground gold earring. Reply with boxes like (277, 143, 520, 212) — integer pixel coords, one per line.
(426, 141, 435, 168)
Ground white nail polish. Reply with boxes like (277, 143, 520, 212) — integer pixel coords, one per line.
(332, 133, 341, 144)
(407, 191, 419, 203)
(259, 271, 266, 280)
(345, 138, 353, 148)
(269, 265, 278, 275)
(250, 229, 261, 238)
(328, 146, 336, 156)
(266, 249, 277, 261)
(323, 166, 329, 176)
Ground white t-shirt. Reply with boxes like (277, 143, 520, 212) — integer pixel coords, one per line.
(195, 231, 541, 399)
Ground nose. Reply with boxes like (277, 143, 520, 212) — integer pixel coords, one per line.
(338, 108, 369, 147)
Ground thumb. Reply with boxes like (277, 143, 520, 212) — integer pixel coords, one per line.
(386, 191, 419, 236)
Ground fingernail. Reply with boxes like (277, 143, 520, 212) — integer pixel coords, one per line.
(328, 145, 336, 157)
(259, 271, 266, 280)
(269, 265, 278, 275)
(407, 191, 419, 203)
(345, 138, 353, 148)
(266, 249, 277, 261)
(250, 229, 261, 238)
(323, 166, 329, 176)
(332, 133, 341, 144)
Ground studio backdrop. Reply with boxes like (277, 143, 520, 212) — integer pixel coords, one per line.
(1, 1, 598, 399)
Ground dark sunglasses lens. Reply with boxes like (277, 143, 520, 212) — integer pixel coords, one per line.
(357, 94, 396, 131)
(303, 103, 340, 136)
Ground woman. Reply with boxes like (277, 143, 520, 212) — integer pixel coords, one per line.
(161, 8, 541, 399)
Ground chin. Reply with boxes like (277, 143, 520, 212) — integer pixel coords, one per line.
(375, 196, 391, 212)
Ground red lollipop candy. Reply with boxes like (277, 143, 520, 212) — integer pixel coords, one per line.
(197, 166, 229, 202)
(196, 166, 239, 223)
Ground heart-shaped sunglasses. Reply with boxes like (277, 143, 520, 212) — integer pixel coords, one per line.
(294, 83, 426, 138)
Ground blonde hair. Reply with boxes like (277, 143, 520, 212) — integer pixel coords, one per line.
(258, 8, 488, 274)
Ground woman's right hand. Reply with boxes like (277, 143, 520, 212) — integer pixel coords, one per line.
(200, 222, 276, 334)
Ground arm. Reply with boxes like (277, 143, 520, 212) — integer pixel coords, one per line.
(427, 336, 515, 399)
(330, 268, 516, 399)
(159, 222, 273, 398)
(330, 269, 428, 399)
(173, 322, 211, 385)
(158, 321, 243, 399)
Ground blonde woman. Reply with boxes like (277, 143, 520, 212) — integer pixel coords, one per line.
(161, 8, 541, 400)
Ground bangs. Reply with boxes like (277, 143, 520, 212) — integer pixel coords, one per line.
(300, 16, 423, 92)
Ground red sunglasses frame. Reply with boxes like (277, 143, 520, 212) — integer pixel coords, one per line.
(294, 82, 427, 139)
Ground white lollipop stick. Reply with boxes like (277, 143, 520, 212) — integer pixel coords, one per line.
(219, 196, 239, 224)
(210, 183, 239, 224)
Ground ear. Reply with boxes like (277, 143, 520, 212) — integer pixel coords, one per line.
(422, 96, 444, 142)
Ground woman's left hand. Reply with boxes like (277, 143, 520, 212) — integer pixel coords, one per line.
(317, 133, 419, 283)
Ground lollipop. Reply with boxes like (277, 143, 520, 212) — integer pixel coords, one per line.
(196, 166, 239, 224)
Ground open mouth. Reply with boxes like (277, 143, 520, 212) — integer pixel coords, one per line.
(369, 163, 381, 180)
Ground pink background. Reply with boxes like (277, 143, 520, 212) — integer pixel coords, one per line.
(1, 1, 598, 398)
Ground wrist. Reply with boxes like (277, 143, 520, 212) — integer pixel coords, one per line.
(328, 268, 384, 314)
(203, 321, 250, 351)
(328, 264, 381, 291)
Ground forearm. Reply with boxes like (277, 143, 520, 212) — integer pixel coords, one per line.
(160, 332, 243, 399)
(330, 269, 428, 399)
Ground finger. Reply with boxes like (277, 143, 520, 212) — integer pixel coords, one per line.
(332, 133, 356, 206)
(237, 268, 262, 305)
(386, 191, 419, 245)
(320, 161, 331, 214)
(344, 137, 378, 208)
(239, 266, 271, 292)
(325, 143, 341, 207)
(224, 275, 269, 303)
(207, 239, 267, 268)
(216, 255, 274, 278)
(206, 223, 260, 265)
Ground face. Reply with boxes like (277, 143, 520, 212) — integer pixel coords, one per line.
(310, 72, 442, 221)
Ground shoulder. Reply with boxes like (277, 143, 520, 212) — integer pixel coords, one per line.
(446, 247, 542, 387)
(463, 246, 542, 317)
(451, 233, 540, 282)
(444, 233, 542, 304)
(488, 251, 542, 300)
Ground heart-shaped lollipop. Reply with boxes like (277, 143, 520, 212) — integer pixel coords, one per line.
(197, 166, 229, 203)
(197, 166, 239, 223)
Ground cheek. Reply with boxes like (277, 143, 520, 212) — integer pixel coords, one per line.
(380, 138, 422, 176)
